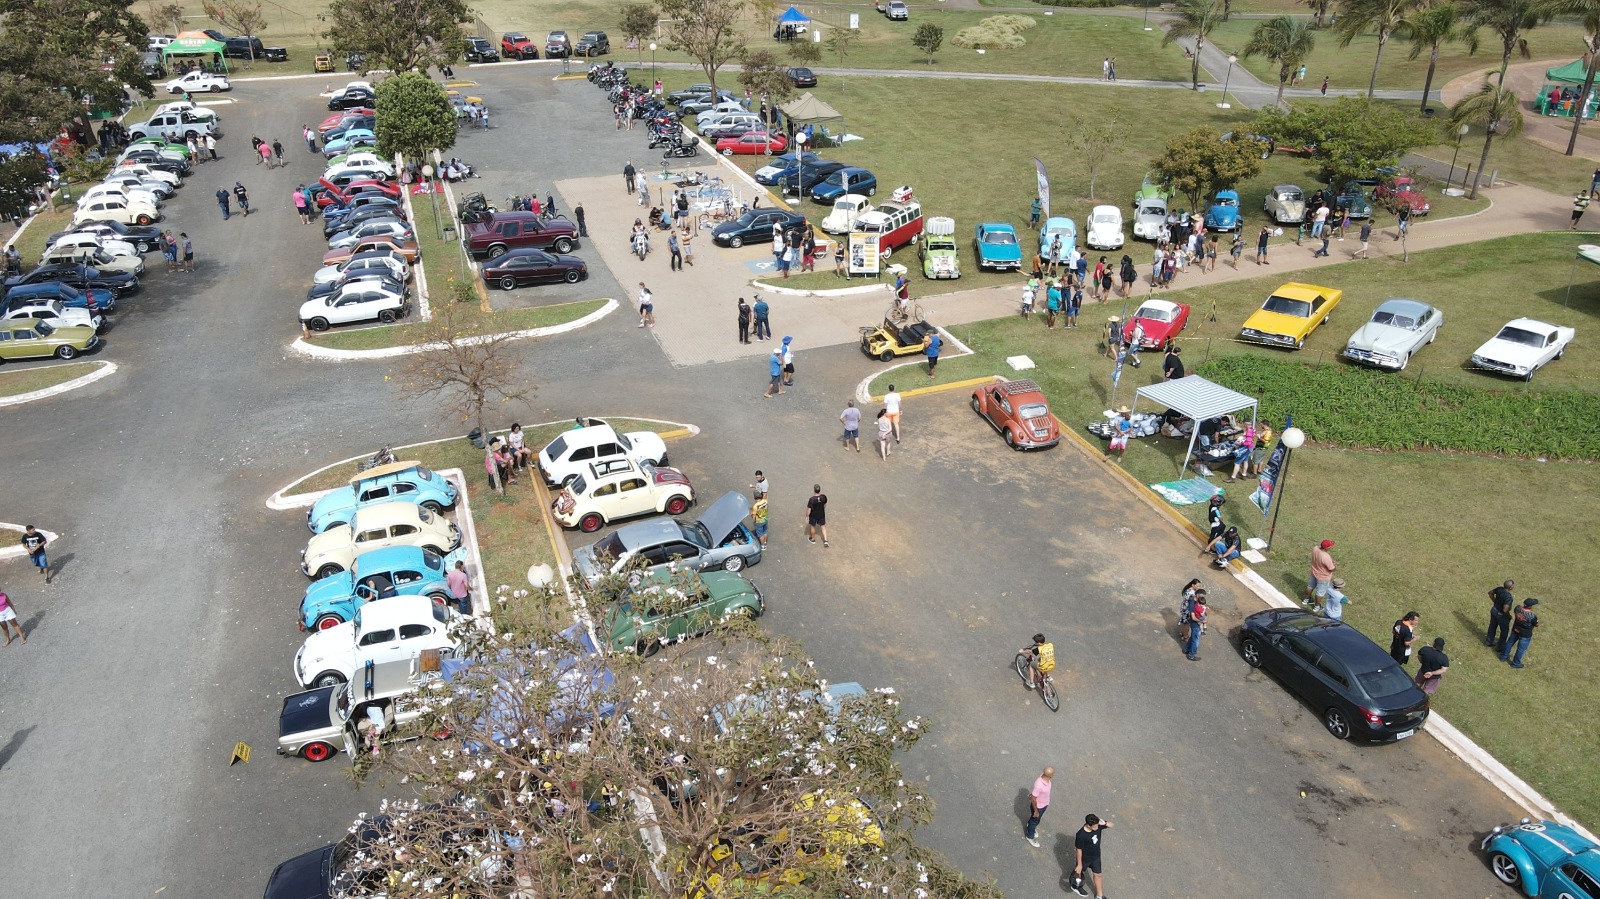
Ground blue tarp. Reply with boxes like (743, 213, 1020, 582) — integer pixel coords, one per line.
(0, 143, 51, 157)
(778, 6, 810, 24)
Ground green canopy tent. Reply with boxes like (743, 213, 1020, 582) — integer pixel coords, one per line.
(1546, 59, 1590, 83)
(163, 30, 228, 74)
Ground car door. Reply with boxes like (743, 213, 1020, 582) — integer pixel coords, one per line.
(612, 476, 653, 519)
(391, 482, 419, 503)
(0, 329, 16, 360)
(358, 484, 392, 504)
(387, 523, 419, 547)
(357, 625, 403, 666)
(987, 387, 1010, 431)
(390, 567, 425, 589)
(524, 254, 557, 284)
(1277, 633, 1324, 700)
(353, 525, 388, 552)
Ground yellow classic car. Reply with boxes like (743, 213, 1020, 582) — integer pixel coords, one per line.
(1240, 282, 1343, 349)
(0, 318, 100, 363)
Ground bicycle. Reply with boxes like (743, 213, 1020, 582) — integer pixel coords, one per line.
(1013, 651, 1060, 712)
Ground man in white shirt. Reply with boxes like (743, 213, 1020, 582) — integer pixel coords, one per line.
(883, 384, 902, 443)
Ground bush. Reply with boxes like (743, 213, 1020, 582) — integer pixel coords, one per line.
(1197, 354, 1600, 460)
(952, 14, 1036, 50)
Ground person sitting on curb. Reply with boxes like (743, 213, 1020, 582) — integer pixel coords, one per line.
(1208, 526, 1242, 568)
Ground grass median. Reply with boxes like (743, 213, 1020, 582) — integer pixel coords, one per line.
(0, 360, 106, 397)
(302, 298, 608, 351)
(868, 232, 1600, 828)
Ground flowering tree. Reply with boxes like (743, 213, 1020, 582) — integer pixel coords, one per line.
(335, 579, 1001, 898)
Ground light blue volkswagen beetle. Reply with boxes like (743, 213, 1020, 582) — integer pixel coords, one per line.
(299, 544, 453, 632)
(1482, 818, 1600, 898)
(307, 461, 459, 533)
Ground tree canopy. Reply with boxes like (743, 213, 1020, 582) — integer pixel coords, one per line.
(1251, 97, 1437, 186)
(657, 0, 746, 98)
(321, 0, 473, 74)
(374, 71, 458, 163)
(0, 0, 152, 145)
(1152, 127, 1267, 212)
(737, 48, 793, 106)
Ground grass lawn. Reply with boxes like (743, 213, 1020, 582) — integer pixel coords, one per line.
(0, 360, 105, 396)
(1208, 18, 1589, 94)
(10, 207, 78, 262)
(303, 298, 608, 350)
(410, 190, 471, 306)
(867, 232, 1600, 828)
(1417, 132, 1598, 197)
(278, 418, 685, 590)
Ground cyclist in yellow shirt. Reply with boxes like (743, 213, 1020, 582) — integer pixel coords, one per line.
(1019, 633, 1056, 690)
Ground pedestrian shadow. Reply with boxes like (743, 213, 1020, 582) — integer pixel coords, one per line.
(1453, 609, 1484, 640)
(1013, 787, 1033, 831)
(21, 608, 44, 635)
(1162, 609, 1187, 647)
(0, 725, 37, 771)
(51, 552, 72, 577)
(1052, 832, 1078, 894)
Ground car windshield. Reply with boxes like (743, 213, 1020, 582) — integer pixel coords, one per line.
(417, 507, 433, 524)
(1355, 665, 1416, 700)
(983, 230, 1016, 245)
(1372, 311, 1417, 329)
(1092, 213, 1116, 225)
(823, 172, 845, 185)
(832, 199, 856, 212)
(1138, 305, 1174, 322)
(423, 549, 443, 570)
(1262, 295, 1311, 317)
(681, 521, 712, 550)
(1214, 196, 1237, 208)
(34, 321, 55, 336)
(1138, 203, 1165, 217)
(1019, 402, 1050, 419)
(1495, 326, 1544, 347)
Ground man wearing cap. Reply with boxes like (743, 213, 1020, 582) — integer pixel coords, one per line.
(1305, 539, 1337, 607)
(1320, 577, 1351, 620)
(1105, 407, 1132, 464)
(780, 336, 795, 386)
(1500, 598, 1540, 668)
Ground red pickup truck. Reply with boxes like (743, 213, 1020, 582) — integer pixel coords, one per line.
(464, 212, 580, 259)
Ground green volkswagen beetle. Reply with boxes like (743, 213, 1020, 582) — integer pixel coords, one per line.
(0, 318, 100, 363)
(606, 569, 763, 656)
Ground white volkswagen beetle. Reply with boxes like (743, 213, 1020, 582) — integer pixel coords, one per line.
(1085, 205, 1125, 250)
(821, 194, 872, 234)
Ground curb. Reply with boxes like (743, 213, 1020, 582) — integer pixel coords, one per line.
(0, 522, 59, 562)
(288, 298, 618, 360)
(851, 328, 975, 405)
(754, 279, 889, 297)
(0, 361, 117, 407)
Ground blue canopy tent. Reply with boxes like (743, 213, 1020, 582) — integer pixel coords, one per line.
(775, 6, 810, 40)
(778, 7, 810, 24)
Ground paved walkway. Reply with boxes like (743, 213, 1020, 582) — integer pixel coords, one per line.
(1441, 59, 1600, 162)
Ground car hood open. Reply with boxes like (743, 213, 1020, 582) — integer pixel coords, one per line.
(695, 491, 751, 546)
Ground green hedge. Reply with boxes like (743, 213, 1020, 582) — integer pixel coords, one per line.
(1197, 355, 1600, 460)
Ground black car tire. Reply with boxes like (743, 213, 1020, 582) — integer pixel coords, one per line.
(564, 269, 581, 283)
(55, 345, 78, 359)
(487, 244, 508, 259)
(553, 237, 574, 253)
(1489, 851, 1522, 887)
(879, 349, 894, 362)
(307, 316, 330, 331)
(377, 309, 397, 324)
(317, 563, 343, 579)
(637, 638, 661, 657)
(499, 276, 516, 290)
(729, 236, 744, 248)
(1004, 428, 1017, 450)
(313, 670, 347, 689)
(722, 554, 745, 573)
(422, 544, 445, 557)
(1240, 636, 1264, 668)
(1323, 707, 1352, 740)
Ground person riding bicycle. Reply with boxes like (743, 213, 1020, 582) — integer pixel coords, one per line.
(1019, 633, 1057, 690)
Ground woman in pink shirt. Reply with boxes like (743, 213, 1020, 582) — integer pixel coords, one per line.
(0, 592, 25, 645)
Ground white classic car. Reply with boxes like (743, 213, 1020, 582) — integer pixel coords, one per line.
(293, 596, 458, 688)
(300, 501, 460, 578)
(821, 193, 872, 234)
(1132, 197, 1168, 241)
(1342, 298, 1443, 370)
(1085, 204, 1125, 250)
(1264, 184, 1307, 225)
(1470, 318, 1575, 381)
(551, 458, 695, 533)
(2, 299, 103, 332)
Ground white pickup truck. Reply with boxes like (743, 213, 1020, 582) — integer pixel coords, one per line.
(876, 0, 909, 20)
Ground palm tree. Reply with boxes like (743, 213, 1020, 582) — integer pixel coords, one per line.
(1335, 0, 1421, 98)
(1163, 0, 1230, 91)
(1537, 0, 1600, 155)
(1304, 0, 1335, 27)
(1242, 16, 1319, 105)
(1461, 0, 1540, 86)
(1398, 3, 1478, 113)
(1449, 81, 1523, 198)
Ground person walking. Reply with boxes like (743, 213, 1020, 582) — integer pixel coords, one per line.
(1415, 637, 1449, 694)
(1390, 611, 1420, 665)
(251, 135, 263, 163)
(668, 231, 682, 270)
(1572, 191, 1590, 230)
(737, 297, 751, 344)
(181, 233, 194, 271)
(1320, 578, 1351, 619)
(1229, 232, 1243, 268)
(293, 187, 309, 224)
(1396, 203, 1412, 240)
(1205, 493, 1225, 542)
(763, 348, 785, 397)
(1305, 539, 1337, 606)
(216, 187, 231, 220)
(1044, 280, 1061, 329)
(0, 591, 25, 645)
(573, 201, 587, 237)
(1255, 225, 1271, 265)
(636, 283, 654, 328)
(1024, 767, 1054, 848)
(205, 133, 217, 161)
(922, 329, 943, 378)
(272, 139, 284, 166)
(1183, 591, 1208, 660)
(1311, 229, 1331, 258)
(623, 161, 636, 194)
(839, 400, 862, 452)
(1070, 814, 1113, 898)
(1487, 579, 1515, 650)
(303, 124, 317, 152)
(805, 484, 829, 547)
(1355, 219, 1373, 258)
(1320, 75, 1330, 95)
(681, 229, 694, 266)
(233, 182, 250, 216)
(258, 140, 272, 167)
(1105, 407, 1131, 463)
(753, 295, 772, 341)
(874, 407, 893, 459)
(1501, 598, 1540, 668)
(446, 559, 472, 615)
(780, 336, 795, 385)
(883, 385, 902, 442)
(21, 525, 49, 583)
(1119, 254, 1136, 296)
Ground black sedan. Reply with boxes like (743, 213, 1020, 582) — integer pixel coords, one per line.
(1238, 609, 1429, 742)
(481, 248, 588, 289)
(263, 818, 388, 899)
(328, 86, 376, 110)
(5, 263, 139, 298)
(711, 208, 808, 249)
(116, 149, 188, 176)
(779, 160, 846, 194)
(49, 220, 163, 254)
(787, 66, 818, 87)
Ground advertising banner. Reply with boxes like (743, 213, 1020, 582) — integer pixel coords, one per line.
(1032, 157, 1051, 221)
(848, 231, 880, 275)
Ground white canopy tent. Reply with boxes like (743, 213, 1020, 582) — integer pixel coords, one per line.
(1132, 375, 1260, 475)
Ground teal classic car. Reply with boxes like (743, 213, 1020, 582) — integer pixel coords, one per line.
(1335, 181, 1373, 219)
(974, 222, 1022, 271)
(1481, 818, 1600, 897)
(307, 461, 458, 533)
(605, 569, 763, 656)
(298, 544, 454, 631)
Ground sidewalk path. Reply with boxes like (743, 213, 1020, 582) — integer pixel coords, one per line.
(1441, 60, 1600, 163)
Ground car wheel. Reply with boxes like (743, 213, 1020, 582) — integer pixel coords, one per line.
(971, 395, 983, 415)
(722, 554, 746, 573)
(1398, 352, 1409, 371)
(487, 244, 507, 258)
(1556, 347, 1565, 360)
(1004, 428, 1018, 449)
(421, 501, 444, 514)
(1240, 637, 1264, 668)
(55, 345, 78, 359)
(300, 741, 335, 762)
(1322, 707, 1353, 740)
(880, 244, 893, 259)
(664, 496, 689, 515)
(427, 591, 450, 604)
(1294, 337, 1305, 350)
(729, 236, 744, 248)
(313, 670, 347, 689)
(730, 605, 757, 621)
(578, 512, 605, 533)
(722, 148, 734, 156)
(1488, 851, 1523, 887)
(564, 269, 581, 283)
(879, 349, 894, 362)
(136, 214, 152, 225)
(637, 638, 661, 657)
(422, 544, 445, 556)
(135, 240, 150, 253)
(553, 237, 574, 253)
(307, 317, 330, 331)
(314, 613, 344, 631)
(378, 310, 397, 323)
(867, 186, 876, 196)
(316, 563, 343, 579)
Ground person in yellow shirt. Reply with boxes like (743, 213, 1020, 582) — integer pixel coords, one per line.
(1019, 633, 1056, 690)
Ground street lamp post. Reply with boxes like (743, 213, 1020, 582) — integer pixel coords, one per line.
(1217, 55, 1238, 109)
(649, 42, 656, 83)
(1264, 426, 1305, 553)
(1447, 123, 1469, 187)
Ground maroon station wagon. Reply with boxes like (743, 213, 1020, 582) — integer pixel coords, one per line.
(971, 379, 1061, 450)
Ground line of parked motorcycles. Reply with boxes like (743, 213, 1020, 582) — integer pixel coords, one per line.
(587, 62, 699, 162)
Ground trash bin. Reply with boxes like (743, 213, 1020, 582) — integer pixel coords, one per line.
(467, 427, 485, 449)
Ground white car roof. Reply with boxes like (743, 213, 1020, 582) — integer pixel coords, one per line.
(349, 501, 428, 529)
(1136, 299, 1181, 316)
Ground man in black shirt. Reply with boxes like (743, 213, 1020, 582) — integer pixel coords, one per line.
(1415, 637, 1449, 694)
(1390, 611, 1419, 665)
(1500, 598, 1540, 668)
(1486, 579, 1514, 651)
(21, 524, 49, 582)
(1162, 345, 1184, 381)
(1071, 814, 1113, 898)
